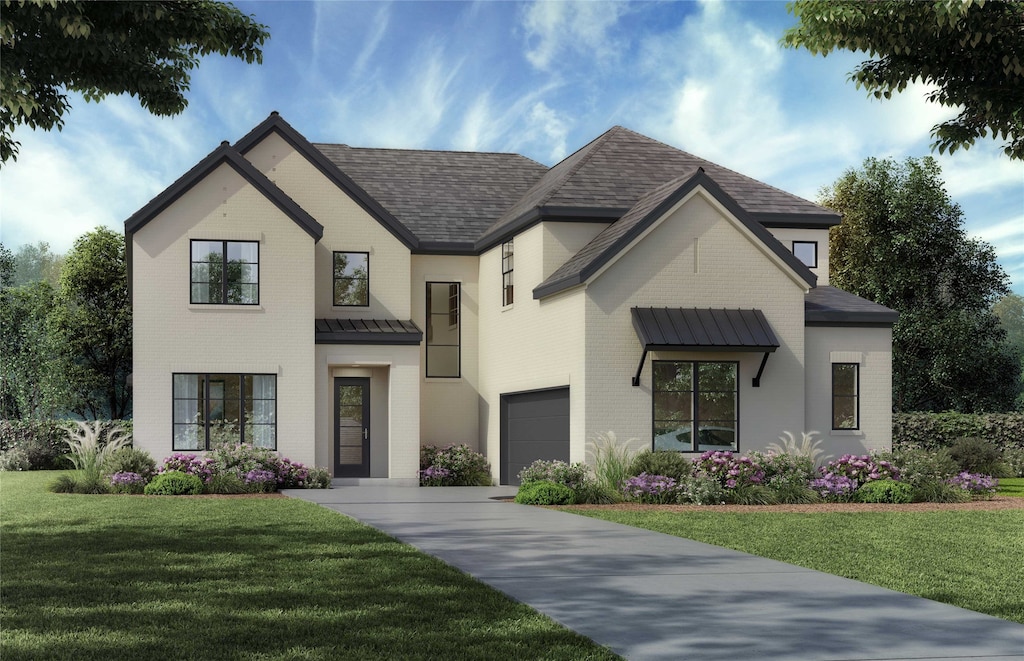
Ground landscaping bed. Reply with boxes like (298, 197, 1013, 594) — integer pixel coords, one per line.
(564, 495, 1024, 514)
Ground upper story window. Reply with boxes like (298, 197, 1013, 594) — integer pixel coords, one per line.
(426, 281, 460, 378)
(792, 241, 818, 268)
(653, 361, 738, 453)
(190, 240, 259, 305)
(501, 239, 514, 306)
(333, 251, 369, 306)
(832, 363, 859, 430)
(172, 373, 277, 450)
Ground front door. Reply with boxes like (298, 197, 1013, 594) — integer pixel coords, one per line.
(334, 378, 370, 478)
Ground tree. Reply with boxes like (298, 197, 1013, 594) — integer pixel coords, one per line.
(823, 156, 1021, 412)
(0, 244, 14, 288)
(994, 292, 1024, 408)
(50, 226, 132, 419)
(10, 241, 63, 287)
(0, 279, 68, 418)
(0, 0, 269, 163)
(783, 1, 1024, 159)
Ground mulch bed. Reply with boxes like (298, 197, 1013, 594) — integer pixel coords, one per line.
(561, 497, 1024, 514)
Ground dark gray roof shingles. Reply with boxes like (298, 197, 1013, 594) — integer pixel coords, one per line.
(805, 287, 899, 325)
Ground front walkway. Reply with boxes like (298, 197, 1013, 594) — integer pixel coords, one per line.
(285, 486, 1024, 661)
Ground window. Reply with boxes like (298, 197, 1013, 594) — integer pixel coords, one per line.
(653, 361, 738, 452)
(426, 281, 460, 377)
(172, 373, 276, 450)
(190, 240, 259, 304)
(792, 241, 818, 268)
(832, 363, 859, 430)
(333, 251, 369, 306)
(501, 239, 514, 306)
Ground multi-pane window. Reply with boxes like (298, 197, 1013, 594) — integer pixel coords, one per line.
(190, 240, 259, 304)
(172, 373, 276, 450)
(333, 251, 369, 306)
(832, 363, 859, 430)
(653, 361, 738, 452)
(426, 282, 460, 377)
(792, 241, 818, 268)
(501, 239, 514, 306)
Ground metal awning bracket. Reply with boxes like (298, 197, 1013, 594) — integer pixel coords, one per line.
(632, 347, 649, 386)
(752, 352, 770, 387)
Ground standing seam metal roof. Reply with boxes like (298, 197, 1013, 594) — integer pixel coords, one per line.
(631, 307, 780, 351)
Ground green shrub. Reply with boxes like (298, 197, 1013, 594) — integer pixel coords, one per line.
(628, 450, 691, 481)
(103, 447, 157, 480)
(572, 481, 619, 504)
(205, 472, 246, 494)
(144, 470, 203, 496)
(306, 466, 332, 489)
(676, 473, 727, 505)
(911, 478, 970, 503)
(419, 444, 492, 486)
(514, 481, 575, 505)
(210, 442, 282, 477)
(856, 479, 913, 504)
(47, 471, 110, 494)
(765, 474, 821, 504)
(0, 447, 31, 471)
(892, 412, 1024, 451)
(948, 437, 1007, 476)
(725, 483, 774, 505)
(517, 460, 591, 489)
(0, 419, 132, 470)
(48, 473, 78, 493)
(1003, 448, 1024, 478)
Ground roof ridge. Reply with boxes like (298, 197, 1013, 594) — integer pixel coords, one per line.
(532, 126, 624, 207)
(313, 142, 535, 160)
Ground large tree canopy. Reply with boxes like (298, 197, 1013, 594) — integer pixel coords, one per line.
(784, 0, 1024, 159)
(0, 0, 268, 163)
(823, 156, 1021, 412)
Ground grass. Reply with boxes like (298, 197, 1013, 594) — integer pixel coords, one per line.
(566, 505, 1024, 625)
(998, 477, 1024, 497)
(0, 471, 618, 661)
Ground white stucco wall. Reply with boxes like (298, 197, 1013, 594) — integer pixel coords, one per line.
(805, 325, 893, 455)
(131, 162, 316, 465)
(584, 190, 810, 459)
(767, 227, 831, 286)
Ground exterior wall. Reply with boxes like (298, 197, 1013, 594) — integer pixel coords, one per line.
(411, 254, 480, 447)
(478, 223, 587, 474)
(314, 345, 421, 479)
(585, 191, 809, 459)
(542, 222, 608, 280)
(244, 132, 412, 319)
(132, 163, 316, 465)
(805, 325, 893, 454)
(767, 227, 830, 286)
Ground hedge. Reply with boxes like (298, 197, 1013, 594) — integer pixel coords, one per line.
(892, 412, 1024, 451)
(0, 419, 133, 470)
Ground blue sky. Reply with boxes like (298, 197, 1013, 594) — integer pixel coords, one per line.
(1, 0, 1021, 293)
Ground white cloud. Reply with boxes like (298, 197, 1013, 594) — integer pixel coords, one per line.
(526, 102, 570, 162)
(351, 4, 391, 79)
(521, 0, 627, 70)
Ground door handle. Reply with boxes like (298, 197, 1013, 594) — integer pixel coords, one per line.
(363, 428, 368, 440)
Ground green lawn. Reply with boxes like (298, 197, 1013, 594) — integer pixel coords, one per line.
(566, 505, 1024, 625)
(0, 472, 617, 661)
(998, 477, 1024, 497)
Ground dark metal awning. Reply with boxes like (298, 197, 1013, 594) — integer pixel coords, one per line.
(315, 318, 423, 345)
(630, 307, 780, 387)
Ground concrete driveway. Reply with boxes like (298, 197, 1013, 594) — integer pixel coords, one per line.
(285, 485, 1024, 661)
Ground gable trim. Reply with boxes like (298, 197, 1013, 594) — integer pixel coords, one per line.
(123, 142, 323, 242)
(234, 112, 420, 250)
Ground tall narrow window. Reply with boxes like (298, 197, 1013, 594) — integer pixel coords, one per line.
(832, 363, 859, 429)
(501, 239, 514, 306)
(172, 373, 277, 450)
(333, 251, 369, 306)
(190, 240, 259, 304)
(653, 361, 738, 452)
(792, 241, 818, 268)
(426, 281, 460, 377)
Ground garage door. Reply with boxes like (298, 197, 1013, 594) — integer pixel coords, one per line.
(500, 387, 570, 486)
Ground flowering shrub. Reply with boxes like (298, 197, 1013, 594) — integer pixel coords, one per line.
(820, 454, 899, 486)
(109, 471, 148, 494)
(275, 457, 311, 488)
(809, 474, 858, 501)
(518, 460, 592, 490)
(244, 468, 279, 493)
(419, 466, 452, 486)
(161, 453, 216, 483)
(693, 451, 764, 489)
(211, 443, 282, 479)
(419, 444, 491, 486)
(948, 472, 998, 498)
(621, 473, 678, 504)
(675, 473, 726, 505)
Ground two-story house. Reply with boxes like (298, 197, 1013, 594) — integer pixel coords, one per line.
(126, 112, 897, 484)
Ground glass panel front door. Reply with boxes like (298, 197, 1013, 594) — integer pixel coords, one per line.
(334, 378, 370, 477)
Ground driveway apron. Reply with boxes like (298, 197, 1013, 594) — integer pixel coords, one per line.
(285, 486, 1024, 661)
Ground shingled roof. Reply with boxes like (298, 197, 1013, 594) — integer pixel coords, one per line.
(314, 144, 547, 250)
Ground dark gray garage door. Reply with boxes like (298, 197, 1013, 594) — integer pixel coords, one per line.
(500, 387, 570, 486)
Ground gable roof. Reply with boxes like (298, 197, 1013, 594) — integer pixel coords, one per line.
(124, 141, 323, 241)
(805, 286, 900, 326)
(234, 112, 420, 249)
(477, 126, 839, 249)
(533, 168, 817, 299)
(313, 144, 547, 252)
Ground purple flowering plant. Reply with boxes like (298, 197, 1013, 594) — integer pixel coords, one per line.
(693, 451, 764, 489)
(244, 468, 278, 493)
(160, 453, 216, 483)
(820, 454, 899, 486)
(621, 473, 678, 504)
(809, 474, 858, 501)
(419, 466, 453, 486)
(109, 471, 148, 494)
(948, 471, 997, 498)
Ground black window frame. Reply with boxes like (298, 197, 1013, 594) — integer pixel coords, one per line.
(501, 239, 514, 306)
(792, 240, 818, 268)
(425, 281, 461, 378)
(190, 239, 260, 305)
(172, 372, 277, 450)
(831, 363, 860, 430)
(333, 251, 370, 307)
(652, 360, 740, 453)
